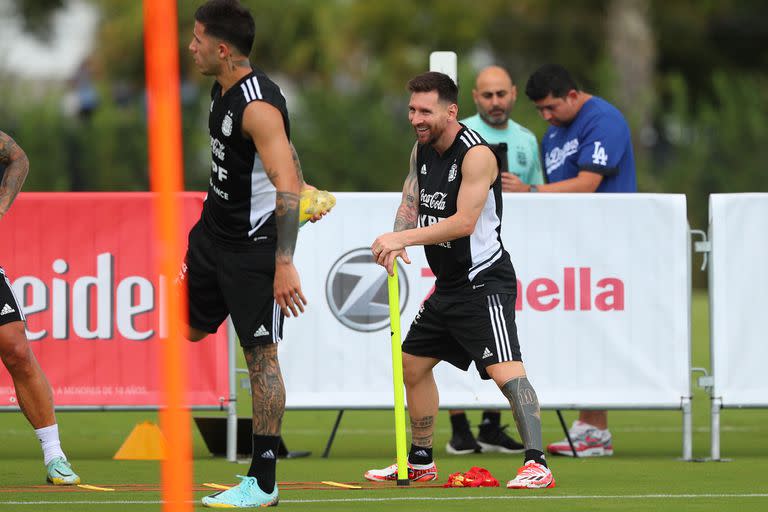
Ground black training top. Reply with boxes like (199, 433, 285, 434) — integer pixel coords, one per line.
(201, 68, 290, 243)
(416, 124, 516, 301)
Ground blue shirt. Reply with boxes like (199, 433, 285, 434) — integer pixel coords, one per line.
(461, 114, 544, 185)
(541, 96, 637, 192)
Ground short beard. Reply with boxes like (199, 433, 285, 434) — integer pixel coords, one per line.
(480, 111, 507, 127)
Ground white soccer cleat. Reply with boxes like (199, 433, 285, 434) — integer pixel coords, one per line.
(547, 420, 613, 457)
(364, 461, 437, 482)
(506, 460, 555, 489)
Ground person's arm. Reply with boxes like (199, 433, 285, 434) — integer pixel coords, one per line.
(242, 101, 306, 317)
(373, 145, 497, 274)
(529, 171, 601, 192)
(394, 142, 420, 232)
(529, 136, 545, 185)
(0, 131, 29, 220)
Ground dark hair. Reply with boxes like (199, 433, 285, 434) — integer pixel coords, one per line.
(525, 64, 580, 101)
(407, 72, 458, 104)
(194, 0, 255, 57)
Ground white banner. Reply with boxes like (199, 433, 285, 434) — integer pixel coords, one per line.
(282, 193, 690, 409)
(710, 194, 768, 406)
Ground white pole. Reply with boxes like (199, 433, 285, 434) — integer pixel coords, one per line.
(429, 51, 458, 86)
(226, 317, 238, 462)
(682, 397, 692, 461)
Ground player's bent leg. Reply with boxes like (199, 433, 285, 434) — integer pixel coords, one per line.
(365, 353, 440, 482)
(0, 321, 55, 428)
(0, 322, 81, 484)
(186, 326, 210, 342)
(487, 361, 555, 489)
(203, 344, 285, 506)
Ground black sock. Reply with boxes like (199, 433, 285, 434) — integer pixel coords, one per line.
(449, 412, 471, 434)
(408, 444, 433, 465)
(525, 449, 547, 468)
(248, 435, 280, 493)
(481, 411, 501, 427)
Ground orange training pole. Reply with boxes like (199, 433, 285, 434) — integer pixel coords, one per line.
(143, 1, 192, 510)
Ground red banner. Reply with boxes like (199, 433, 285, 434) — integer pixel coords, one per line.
(0, 192, 229, 407)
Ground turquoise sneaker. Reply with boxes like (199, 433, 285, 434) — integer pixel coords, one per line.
(202, 475, 278, 508)
(46, 457, 81, 485)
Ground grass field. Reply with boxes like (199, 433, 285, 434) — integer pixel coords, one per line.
(1, 292, 767, 511)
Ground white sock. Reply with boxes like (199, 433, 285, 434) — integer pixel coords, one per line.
(34, 424, 66, 465)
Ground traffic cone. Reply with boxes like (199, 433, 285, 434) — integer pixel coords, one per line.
(113, 421, 167, 460)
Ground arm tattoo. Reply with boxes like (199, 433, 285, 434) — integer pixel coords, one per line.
(0, 131, 29, 218)
(243, 344, 285, 435)
(394, 143, 419, 232)
(274, 189, 299, 262)
(289, 143, 305, 185)
(409, 415, 434, 448)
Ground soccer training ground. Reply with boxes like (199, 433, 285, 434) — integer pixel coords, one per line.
(1, 292, 766, 512)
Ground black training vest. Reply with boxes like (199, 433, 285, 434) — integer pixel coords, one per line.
(416, 125, 516, 300)
(201, 68, 290, 243)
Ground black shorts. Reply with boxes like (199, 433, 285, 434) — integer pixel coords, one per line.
(403, 293, 521, 380)
(0, 267, 25, 326)
(180, 222, 284, 347)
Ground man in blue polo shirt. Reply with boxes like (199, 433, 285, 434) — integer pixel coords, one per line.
(507, 64, 637, 457)
(507, 64, 636, 194)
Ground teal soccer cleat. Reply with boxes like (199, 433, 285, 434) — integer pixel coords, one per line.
(202, 475, 278, 508)
(46, 457, 81, 485)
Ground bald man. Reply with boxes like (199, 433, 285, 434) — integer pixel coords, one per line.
(445, 67, 543, 457)
(461, 66, 543, 193)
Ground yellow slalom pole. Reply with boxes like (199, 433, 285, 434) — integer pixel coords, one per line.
(387, 262, 410, 486)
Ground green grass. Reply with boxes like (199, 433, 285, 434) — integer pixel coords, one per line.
(1, 291, 767, 511)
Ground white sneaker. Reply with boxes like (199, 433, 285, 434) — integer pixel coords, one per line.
(547, 420, 613, 457)
(506, 460, 555, 489)
(364, 461, 437, 482)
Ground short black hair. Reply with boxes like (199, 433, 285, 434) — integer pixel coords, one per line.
(194, 0, 255, 57)
(525, 64, 580, 101)
(407, 72, 458, 104)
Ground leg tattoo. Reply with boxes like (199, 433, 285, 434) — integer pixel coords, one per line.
(409, 415, 435, 448)
(243, 344, 285, 436)
(501, 377, 543, 451)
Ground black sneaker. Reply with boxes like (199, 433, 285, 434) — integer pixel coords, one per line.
(477, 424, 525, 453)
(446, 430, 481, 455)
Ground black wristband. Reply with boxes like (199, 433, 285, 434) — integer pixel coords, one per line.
(529, 185, 539, 193)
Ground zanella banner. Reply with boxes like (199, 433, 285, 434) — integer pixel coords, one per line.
(284, 193, 691, 409)
(0, 193, 228, 408)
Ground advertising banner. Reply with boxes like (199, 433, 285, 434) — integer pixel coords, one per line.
(709, 193, 768, 406)
(283, 193, 691, 409)
(0, 193, 229, 408)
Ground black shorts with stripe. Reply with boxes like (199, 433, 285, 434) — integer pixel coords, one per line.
(403, 293, 521, 380)
(181, 221, 284, 347)
(0, 267, 25, 326)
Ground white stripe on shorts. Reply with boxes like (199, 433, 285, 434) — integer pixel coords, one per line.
(272, 301, 281, 343)
(487, 294, 511, 362)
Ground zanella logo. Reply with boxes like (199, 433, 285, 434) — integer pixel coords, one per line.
(420, 266, 625, 311)
(420, 189, 447, 211)
(12, 253, 167, 341)
(325, 248, 408, 332)
(516, 267, 624, 311)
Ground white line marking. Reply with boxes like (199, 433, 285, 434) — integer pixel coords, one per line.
(2, 494, 768, 505)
